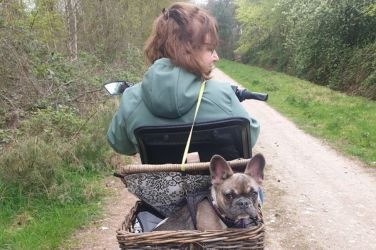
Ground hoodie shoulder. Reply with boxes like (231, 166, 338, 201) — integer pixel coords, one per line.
(141, 58, 202, 119)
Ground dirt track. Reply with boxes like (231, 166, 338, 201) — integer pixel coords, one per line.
(214, 68, 376, 249)
(68, 69, 376, 249)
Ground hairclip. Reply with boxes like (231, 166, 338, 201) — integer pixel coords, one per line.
(162, 7, 184, 26)
(162, 8, 169, 20)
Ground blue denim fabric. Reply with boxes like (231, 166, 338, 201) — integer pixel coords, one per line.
(258, 187, 264, 205)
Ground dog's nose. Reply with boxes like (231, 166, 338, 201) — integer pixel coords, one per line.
(236, 199, 249, 209)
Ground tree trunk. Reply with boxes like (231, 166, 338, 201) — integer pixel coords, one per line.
(65, 0, 78, 61)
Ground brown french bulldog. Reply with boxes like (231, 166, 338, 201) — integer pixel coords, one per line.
(154, 153, 265, 231)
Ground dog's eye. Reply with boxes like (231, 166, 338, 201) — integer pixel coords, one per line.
(224, 192, 234, 200)
(248, 191, 258, 199)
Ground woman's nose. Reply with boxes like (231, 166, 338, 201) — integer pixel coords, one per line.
(212, 50, 219, 61)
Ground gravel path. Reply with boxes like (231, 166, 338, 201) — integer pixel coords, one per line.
(68, 68, 376, 250)
(213, 68, 376, 249)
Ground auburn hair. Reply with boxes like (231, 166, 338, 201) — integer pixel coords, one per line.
(144, 2, 218, 79)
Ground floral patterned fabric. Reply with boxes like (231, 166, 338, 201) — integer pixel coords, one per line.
(124, 172, 211, 217)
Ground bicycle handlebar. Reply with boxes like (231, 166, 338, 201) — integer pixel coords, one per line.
(104, 81, 268, 102)
(234, 86, 268, 102)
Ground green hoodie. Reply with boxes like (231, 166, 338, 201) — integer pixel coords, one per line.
(107, 58, 259, 155)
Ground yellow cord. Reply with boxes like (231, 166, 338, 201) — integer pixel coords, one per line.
(180, 81, 206, 171)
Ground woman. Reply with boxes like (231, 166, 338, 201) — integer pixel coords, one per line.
(107, 2, 260, 216)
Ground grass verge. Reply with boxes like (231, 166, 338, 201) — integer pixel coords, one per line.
(0, 50, 143, 249)
(217, 59, 376, 167)
(0, 173, 102, 249)
(0, 101, 133, 249)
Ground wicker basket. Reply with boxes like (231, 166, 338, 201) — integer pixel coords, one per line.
(116, 200, 265, 250)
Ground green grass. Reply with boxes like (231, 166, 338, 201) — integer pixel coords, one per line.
(217, 59, 376, 167)
(0, 101, 130, 249)
(0, 49, 144, 249)
(0, 171, 105, 249)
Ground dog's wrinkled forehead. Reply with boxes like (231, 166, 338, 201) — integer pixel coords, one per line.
(222, 173, 258, 194)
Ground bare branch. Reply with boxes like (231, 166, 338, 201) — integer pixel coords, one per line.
(0, 92, 16, 108)
(70, 87, 103, 102)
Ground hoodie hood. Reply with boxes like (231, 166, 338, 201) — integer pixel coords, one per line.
(141, 58, 202, 119)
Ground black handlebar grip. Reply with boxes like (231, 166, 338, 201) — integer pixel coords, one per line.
(234, 87, 268, 102)
(245, 91, 268, 101)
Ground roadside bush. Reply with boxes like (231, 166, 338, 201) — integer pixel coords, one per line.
(235, 0, 376, 100)
(0, 106, 115, 198)
(19, 106, 83, 142)
(0, 45, 144, 197)
(0, 138, 63, 195)
(338, 42, 376, 98)
(0, 2, 148, 247)
(70, 104, 116, 173)
(73, 132, 111, 172)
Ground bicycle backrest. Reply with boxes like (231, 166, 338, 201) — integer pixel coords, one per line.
(134, 117, 251, 164)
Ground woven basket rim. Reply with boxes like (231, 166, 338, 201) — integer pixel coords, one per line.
(117, 200, 265, 249)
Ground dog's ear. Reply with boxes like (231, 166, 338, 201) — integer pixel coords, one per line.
(244, 153, 265, 185)
(210, 155, 234, 185)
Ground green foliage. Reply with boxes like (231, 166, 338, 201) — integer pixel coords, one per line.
(0, 137, 63, 195)
(78, 0, 176, 59)
(234, 0, 293, 70)
(206, 0, 240, 59)
(101, 47, 145, 84)
(285, 0, 376, 82)
(0, 0, 166, 121)
(235, 0, 277, 54)
(70, 104, 116, 173)
(0, 100, 123, 249)
(0, 41, 144, 247)
(0, 175, 104, 249)
(235, 0, 376, 99)
(0, 99, 119, 188)
(20, 106, 83, 141)
(217, 59, 376, 166)
(0, 1, 28, 28)
(0, 103, 111, 197)
(0, 0, 159, 248)
(364, 3, 376, 16)
(28, 0, 66, 51)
